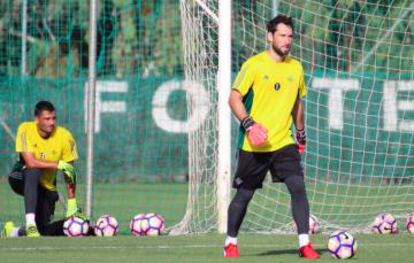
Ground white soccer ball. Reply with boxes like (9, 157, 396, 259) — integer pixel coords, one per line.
(130, 213, 165, 236)
(94, 214, 119, 237)
(372, 213, 398, 234)
(292, 214, 319, 234)
(406, 213, 414, 233)
(328, 230, 358, 259)
(63, 216, 89, 237)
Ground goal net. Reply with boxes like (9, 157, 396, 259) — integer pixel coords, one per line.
(177, 0, 414, 234)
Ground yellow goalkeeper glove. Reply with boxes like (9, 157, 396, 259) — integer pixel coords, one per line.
(66, 199, 87, 220)
(57, 160, 77, 185)
(66, 198, 78, 218)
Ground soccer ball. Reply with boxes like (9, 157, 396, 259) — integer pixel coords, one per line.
(130, 213, 165, 236)
(292, 214, 319, 234)
(63, 216, 89, 237)
(328, 230, 358, 259)
(94, 214, 119, 237)
(406, 213, 414, 233)
(372, 213, 398, 234)
(130, 213, 146, 236)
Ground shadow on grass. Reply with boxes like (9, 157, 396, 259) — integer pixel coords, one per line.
(253, 248, 328, 257)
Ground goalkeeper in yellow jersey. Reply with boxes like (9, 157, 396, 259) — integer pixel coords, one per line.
(224, 15, 320, 259)
(1, 101, 83, 237)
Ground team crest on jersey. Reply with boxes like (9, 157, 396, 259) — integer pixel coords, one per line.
(274, 82, 281, 91)
(40, 152, 46, 159)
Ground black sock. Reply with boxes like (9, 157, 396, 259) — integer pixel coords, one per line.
(284, 176, 310, 234)
(24, 169, 42, 215)
(227, 188, 255, 237)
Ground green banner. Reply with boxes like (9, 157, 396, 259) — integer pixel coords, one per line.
(1, 75, 414, 182)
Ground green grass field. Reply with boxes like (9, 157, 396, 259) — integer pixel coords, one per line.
(1, 182, 413, 262)
(0, 234, 413, 262)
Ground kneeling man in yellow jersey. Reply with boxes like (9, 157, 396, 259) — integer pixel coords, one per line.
(2, 101, 84, 237)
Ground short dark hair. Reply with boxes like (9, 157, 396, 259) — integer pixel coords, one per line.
(266, 15, 294, 33)
(34, 101, 55, 116)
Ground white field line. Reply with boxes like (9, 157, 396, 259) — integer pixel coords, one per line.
(0, 242, 413, 252)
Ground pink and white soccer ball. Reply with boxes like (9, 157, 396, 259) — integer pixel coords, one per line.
(372, 213, 398, 234)
(328, 230, 358, 259)
(130, 213, 146, 236)
(293, 214, 319, 234)
(94, 214, 119, 237)
(406, 213, 414, 233)
(130, 213, 165, 236)
(63, 216, 89, 237)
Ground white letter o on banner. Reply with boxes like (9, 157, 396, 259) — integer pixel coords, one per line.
(152, 80, 210, 133)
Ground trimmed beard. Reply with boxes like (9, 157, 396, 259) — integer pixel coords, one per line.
(272, 44, 289, 58)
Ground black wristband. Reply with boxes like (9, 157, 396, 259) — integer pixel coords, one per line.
(241, 116, 255, 131)
(296, 129, 306, 137)
(296, 129, 306, 144)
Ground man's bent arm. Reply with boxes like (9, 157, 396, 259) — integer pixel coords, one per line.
(66, 182, 76, 199)
(292, 96, 305, 130)
(229, 89, 248, 121)
(65, 161, 76, 198)
(21, 152, 58, 169)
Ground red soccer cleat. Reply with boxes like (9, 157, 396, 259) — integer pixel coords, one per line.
(224, 243, 240, 258)
(299, 242, 320, 259)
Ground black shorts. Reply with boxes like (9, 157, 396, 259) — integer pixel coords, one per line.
(232, 144, 303, 190)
